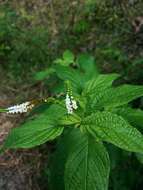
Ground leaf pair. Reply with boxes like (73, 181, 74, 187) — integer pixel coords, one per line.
(53, 53, 98, 93)
(81, 111, 143, 153)
(83, 74, 143, 110)
(3, 104, 66, 148)
(50, 129, 110, 190)
(65, 129, 110, 190)
(81, 74, 143, 153)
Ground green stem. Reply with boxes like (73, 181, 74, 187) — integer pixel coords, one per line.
(44, 97, 62, 106)
(0, 108, 7, 113)
(64, 80, 71, 93)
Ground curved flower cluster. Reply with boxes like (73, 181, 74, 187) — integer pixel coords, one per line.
(7, 102, 34, 114)
(65, 94, 78, 114)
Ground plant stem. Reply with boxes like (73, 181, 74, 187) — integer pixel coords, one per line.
(0, 108, 7, 113)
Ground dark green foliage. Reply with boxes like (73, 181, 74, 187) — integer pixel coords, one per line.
(0, 5, 50, 79)
(108, 144, 143, 190)
(3, 51, 143, 189)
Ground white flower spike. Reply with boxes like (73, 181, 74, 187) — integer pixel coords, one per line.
(65, 94, 78, 114)
(7, 102, 34, 114)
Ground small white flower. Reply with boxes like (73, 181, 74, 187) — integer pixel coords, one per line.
(65, 94, 72, 114)
(71, 96, 78, 110)
(65, 94, 78, 114)
(7, 101, 34, 114)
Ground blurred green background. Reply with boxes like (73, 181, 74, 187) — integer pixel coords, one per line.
(1, 0, 143, 84)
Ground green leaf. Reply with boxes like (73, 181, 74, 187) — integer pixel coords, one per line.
(59, 114, 81, 125)
(82, 111, 143, 153)
(49, 129, 74, 190)
(54, 58, 64, 65)
(92, 85, 143, 109)
(54, 65, 84, 92)
(77, 53, 98, 81)
(77, 54, 96, 72)
(63, 50, 74, 65)
(112, 107, 143, 130)
(54, 50, 74, 66)
(34, 68, 55, 81)
(65, 129, 110, 190)
(83, 73, 120, 95)
(3, 104, 66, 148)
